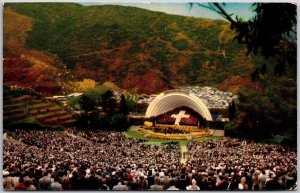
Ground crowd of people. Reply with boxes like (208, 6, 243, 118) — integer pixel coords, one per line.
(3, 129, 297, 191)
(156, 116, 176, 125)
(187, 138, 297, 190)
(146, 127, 189, 134)
(3, 129, 180, 190)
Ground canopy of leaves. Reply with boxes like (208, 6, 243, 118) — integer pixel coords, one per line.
(235, 86, 296, 142)
(119, 94, 129, 116)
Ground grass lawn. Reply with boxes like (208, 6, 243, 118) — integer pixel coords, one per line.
(123, 130, 222, 146)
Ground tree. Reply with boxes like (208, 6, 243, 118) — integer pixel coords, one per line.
(100, 90, 117, 116)
(83, 85, 109, 105)
(234, 87, 296, 141)
(194, 3, 297, 76)
(260, 63, 267, 75)
(78, 94, 99, 129)
(119, 94, 129, 116)
(76, 78, 96, 92)
(126, 90, 139, 113)
(110, 114, 129, 131)
(79, 94, 96, 113)
(228, 101, 236, 121)
(68, 97, 80, 109)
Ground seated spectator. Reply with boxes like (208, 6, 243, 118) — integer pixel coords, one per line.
(238, 177, 248, 190)
(49, 176, 62, 191)
(14, 174, 27, 191)
(112, 181, 128, 191)
(266, 173, 281, 190)
(24, 177, 37, 190)
(38, 171, 52, 190)
(167, 180, 179, 190)
(99, 179, 110, 190)
(186, 179, 200, 190)
(3, 172, 15, 190)
(150, 178, 163, 190)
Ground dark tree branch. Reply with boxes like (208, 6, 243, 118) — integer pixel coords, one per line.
(212, 3, 237, 26)
(196, 4, 223, 15)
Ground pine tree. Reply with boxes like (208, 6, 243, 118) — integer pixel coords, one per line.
(79, 94, 96, 113)
(119, 94, 129, 116)
(231, 101, 236, 118)
(101, 90, 116, 116)
(228, 101, 236, 121)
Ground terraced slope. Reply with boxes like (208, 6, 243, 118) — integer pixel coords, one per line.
(3, 95, 77, 127)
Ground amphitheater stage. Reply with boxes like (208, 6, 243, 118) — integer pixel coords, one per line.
(126, 125, 224, 143)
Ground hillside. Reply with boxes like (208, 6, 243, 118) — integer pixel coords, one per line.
(4, 3, 255, 94)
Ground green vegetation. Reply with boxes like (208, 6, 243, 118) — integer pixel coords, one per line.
(226, 84, 296, 146)
(4, 85, 41, 98)
(77, 88, 129, 131)
(172, 40, 190, 51)
(67, 97, 80, 108)
(221, 45, 296, 146)
(83, 85, 110, 104)
(4, 3, 251, 92)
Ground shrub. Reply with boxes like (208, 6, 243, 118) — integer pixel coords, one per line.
(68, 97, 80, 108)
(110, 114, 129, 131)
(172, 39, 189, 51)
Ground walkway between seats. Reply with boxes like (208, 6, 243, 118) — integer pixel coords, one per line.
(180, 145, 188, 164)
(66, 132, 93, 145)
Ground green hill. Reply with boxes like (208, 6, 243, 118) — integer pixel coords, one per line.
(4, 3, 253, 94)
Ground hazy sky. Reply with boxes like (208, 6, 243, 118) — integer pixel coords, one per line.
(81, 2, 255, 20)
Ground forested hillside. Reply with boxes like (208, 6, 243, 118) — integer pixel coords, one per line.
(4, 3, 253, 94)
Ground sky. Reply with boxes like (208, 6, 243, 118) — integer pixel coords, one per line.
(81, 2, 255, 20)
